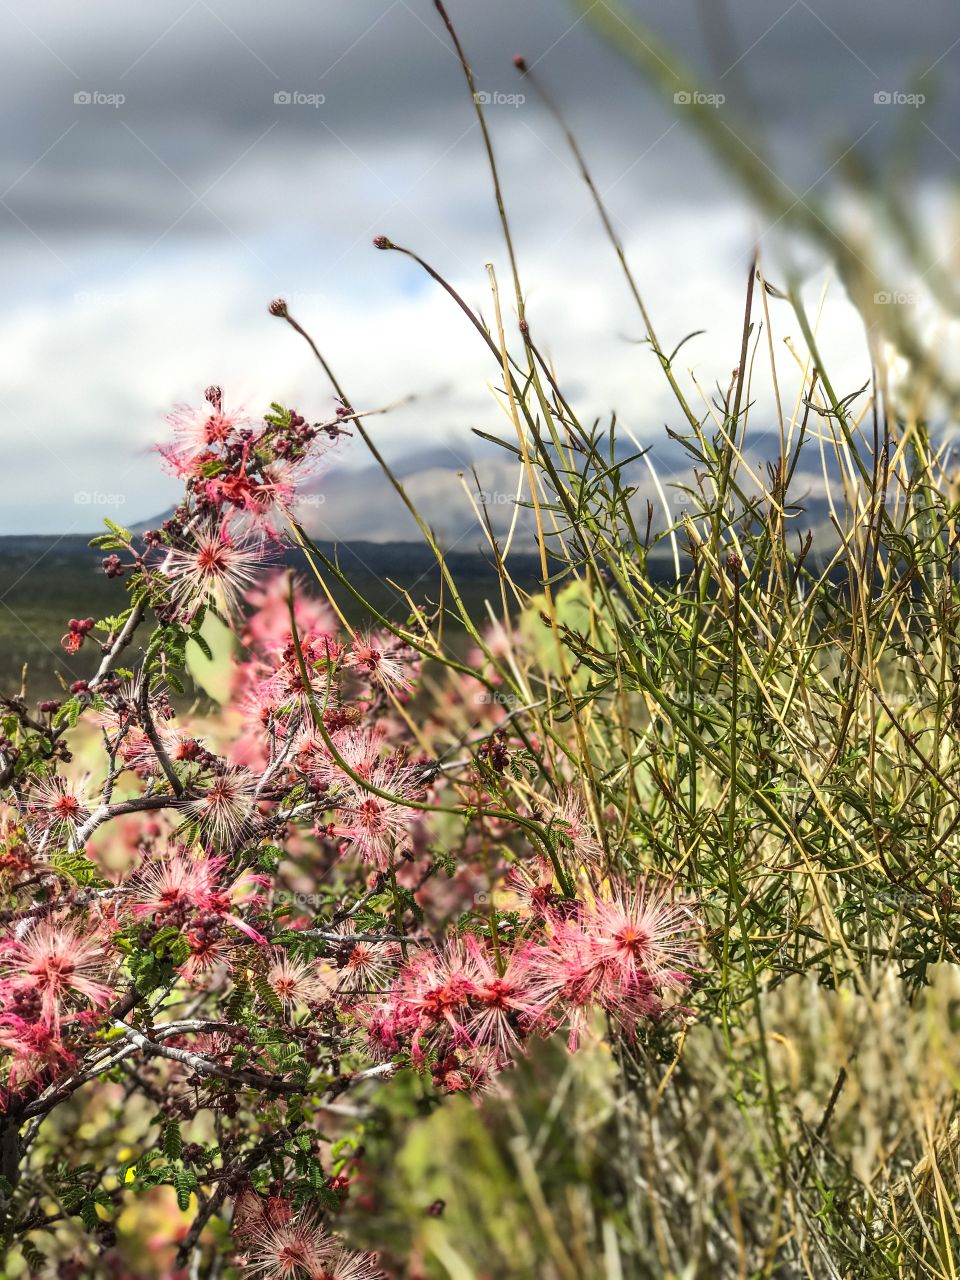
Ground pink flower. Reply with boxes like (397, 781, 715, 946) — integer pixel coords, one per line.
(159, 398, 250, 478)
(0, 918, 113, 1033)
(128, 846, 223, 920)
(264, 947, 327, 1010)
(586, 883, 699, 994)
(362, 1000, 415, 1061)
(551, 788, 603, 866)
(0, 1009, 74, 1091)
(503, 857, 563, 917)
(332, 761, 419, 869)
(233, 1193, 384, 1280)
(241, 573, 336, 654)
(329, 924, 399, 997)
(347, 631, 415, 696)
(164, 522, 266, 620)
(182, 766, 260, 846)
(253, 634, 344, 727)
(311, 726, 387, 790)
(527, 919, 608, 1050)
(393, 938, 477, 1064)
(462, 936, 548, 1058)
(431, 1047, 503, 1096)
(227, 459, 298, 539)
(527, 880, 699, 1047)
(316, 1243, 385, 1280)
(234, 1198, 326, 1279)
(128, 846, 268, 958)
(25, 774, 92, 846)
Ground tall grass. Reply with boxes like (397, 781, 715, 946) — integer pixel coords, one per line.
(276, 4, 960, 1274)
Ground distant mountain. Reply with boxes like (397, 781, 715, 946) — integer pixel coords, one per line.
(291, 441, 839, 549)
(17, 436, 841, 552)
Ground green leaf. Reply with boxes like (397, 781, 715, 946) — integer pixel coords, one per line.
(103, 517, 133, 542)
(51, 850, 106, 887)
(174, 1168, 197, 1212)
(162, 1119, 183, 1161)
(253, 974, 284, 1019)
(21, 1241, 47, 1272)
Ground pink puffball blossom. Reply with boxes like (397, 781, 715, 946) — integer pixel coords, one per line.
(159, 397, 251, 478)
(264, 947, 328, 1011)
(0, 917, 113, 1034)
(347, 631, 415, 696)
(164, 522, 266, 621)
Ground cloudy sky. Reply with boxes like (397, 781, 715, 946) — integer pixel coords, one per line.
(2, 0, 959, 535)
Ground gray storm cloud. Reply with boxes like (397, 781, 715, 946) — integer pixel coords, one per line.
(1, 0, 958, 532)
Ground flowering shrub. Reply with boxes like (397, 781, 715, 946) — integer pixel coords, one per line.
(0, 385, 700, 1276)
(10, 4, 955, 1273)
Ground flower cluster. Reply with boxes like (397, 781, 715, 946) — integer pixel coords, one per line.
(233, 1192, 384, 1280)
(362, 880, 698, 1090)
(0, 388, 702, 1277)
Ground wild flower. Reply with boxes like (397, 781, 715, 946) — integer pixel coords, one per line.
(329, 924, 400, 997)
(159, 395, 250, 478)
(128, 846, 268, 954)
(234, 1197, 327, 1279)
(526, 918, 608, 1051)
(164, 521, 266, 620)
(431, 1047, 503, 1096)
(128, 846, 224, 921)
(264, 947, 328, 1011)
(1, 342, 720, 1268)
(315, 1242, 385, 1280)
(346, 631, 415, 697)
(332, 760, 419, 869)
(0, 1002, 77, 1093)
(25, 773, 92, 846)
(550, 788, 604, 866)
(524, 881, 699, 1047)
(227, 458, 298, 540)
(254, 635, 344, 726)
(586, 883, 699, 994)
(391, 938, 477, 1064)
(60, 616, 96, 655)
(201, 454, 289, 532)
(0, 918, 113, 1033)
(233, 1194, 384, 1280)
(241, 572, 337, 655)
(182, 765, 260, 846)
(503, 857, 564, 917)
(312, 726, 387, 789)
(462, 935, 548, 1057)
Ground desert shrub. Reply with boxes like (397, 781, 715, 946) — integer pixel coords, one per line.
(4, 4, 960, 1278)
